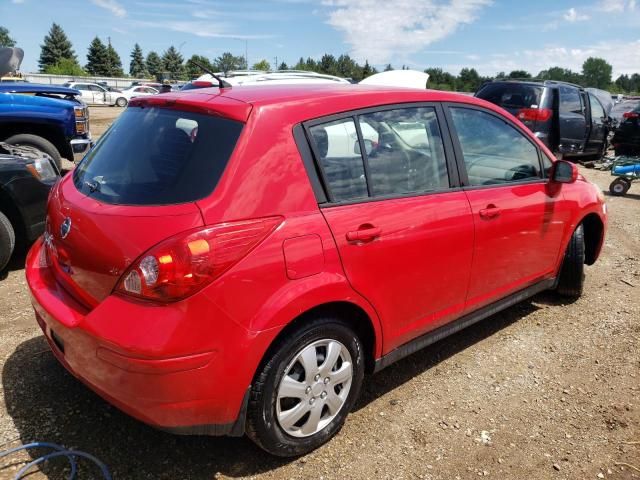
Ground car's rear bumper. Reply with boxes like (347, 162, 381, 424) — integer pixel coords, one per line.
(25, 238, 257, 435)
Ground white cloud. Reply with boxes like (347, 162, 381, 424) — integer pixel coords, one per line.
(90, 0, 126, 17)
(597, 0, 635, 11)
(563, 7, 590, 22)
(134, 19, 274, 40)
(468, 40, 640, 78)
(322, 0, 492, 64)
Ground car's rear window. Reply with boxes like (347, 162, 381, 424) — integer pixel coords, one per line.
(476, 83, 543, 109)
(73, 107, 243, 205)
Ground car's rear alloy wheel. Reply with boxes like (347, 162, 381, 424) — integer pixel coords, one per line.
(116, 97, 127, 107)
(276, 339, 353, 438)
(246, 318, 364, 457)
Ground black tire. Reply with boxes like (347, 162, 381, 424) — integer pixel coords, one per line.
(609, 177, 631, 196)
(115, 97, 127, 107)
(246, 317, 365, 457)
(0, 211, 15, 272)
(556, 224, 585, 298)
(4, 133, 62, 170)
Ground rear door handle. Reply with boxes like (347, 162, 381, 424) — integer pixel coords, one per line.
(346, 226, 382, 242)
(479, 205, 501, 219)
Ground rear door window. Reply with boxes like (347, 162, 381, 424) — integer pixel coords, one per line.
(559, 86, 583, 115)
(589, 93, 605, 120)
(357, 107, 449, 196)
(449, 107, 542, 185)
(308, 118, 368, 202)
(73, 107, 243, 205)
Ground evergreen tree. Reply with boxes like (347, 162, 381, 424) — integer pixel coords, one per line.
(162, 46, 184, 79)
(214, 52, 245, 74)
(362, 60, 373, 78)
(38, 23, 76, 72)
(85, 36, 109, 76)
(105, 43, 123, 77)
(185, 54, 213, 79)
(129, 43, 146, 78)
(278, 61, 288, 70)
(294, 57, 306, 70)
(384, 64, 393, 71)
(0, 26, 16, 48)
(146, 51, 162, 80)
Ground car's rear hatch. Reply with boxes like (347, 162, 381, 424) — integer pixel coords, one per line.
(44, 94, 249, 307)
(475, 82, 546, 131)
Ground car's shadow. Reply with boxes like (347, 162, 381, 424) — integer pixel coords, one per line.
(0, 244, 30, 281)
(604, 190, 640, 200)
(2, 297, 544, 479)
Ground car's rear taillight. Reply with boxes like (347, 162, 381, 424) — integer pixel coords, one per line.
(116, 217, 282, 302)
(623, 111, 639, 119)
(516, 108, 553, 122)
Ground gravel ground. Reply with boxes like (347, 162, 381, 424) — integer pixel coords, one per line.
(0, 107, 638, 479)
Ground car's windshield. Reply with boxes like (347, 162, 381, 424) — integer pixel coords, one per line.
(73, 107, 243, 205)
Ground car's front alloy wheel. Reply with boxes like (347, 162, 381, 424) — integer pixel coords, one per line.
(246, 317, 364, 457)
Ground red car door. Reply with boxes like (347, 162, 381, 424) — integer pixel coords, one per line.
(307, 106, 474, 352)
(446, 105, 569, 312)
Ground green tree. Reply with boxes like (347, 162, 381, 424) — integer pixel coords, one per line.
(129, 43, 146, 78)
(294, 57, 306, 70)
(252, 59, 271, 71)
(538, 66, 583, 85)
(384, 64, 393, 71)
(582, 57, 612, 89)
(305, 57, 317, 71)
(361, 60, 374, 78)
(85, 36, 109, 76)
(0, 26, 16, 48)
(278, 61, 288, 70)
(458, 67, 481, 92)
(214, 52, 245, 74)
(319, 54, 337, 75)
(105, 43, 123, 76)
(425, 67, 456, 91)
(185, 54, 214, 79)
(146, 51, 162, 80)
(38, 23, 77, 72)
(508, 70, 531, 79)
(336, 54, 356, 78)
(161, 46, 184, 79)
(44, 57, 86, 76)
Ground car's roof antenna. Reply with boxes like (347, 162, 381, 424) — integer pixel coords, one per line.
(190, 60, 232, 89)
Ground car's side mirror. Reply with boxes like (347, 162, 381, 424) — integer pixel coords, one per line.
(550, 160, 578, 183)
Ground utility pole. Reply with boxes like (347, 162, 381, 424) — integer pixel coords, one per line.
(274, 56, 278, 71)
(245, 40, 248, 70)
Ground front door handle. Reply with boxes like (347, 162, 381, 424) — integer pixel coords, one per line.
(479, 205, 501, 219)
(346, 226, 382, 242)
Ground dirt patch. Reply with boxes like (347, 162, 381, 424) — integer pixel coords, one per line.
(0, 167, 638, 479)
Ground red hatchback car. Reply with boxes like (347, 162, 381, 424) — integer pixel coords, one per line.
(26, 84, 607, 456)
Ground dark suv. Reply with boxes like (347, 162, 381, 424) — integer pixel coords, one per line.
(476, 80, 611, 160)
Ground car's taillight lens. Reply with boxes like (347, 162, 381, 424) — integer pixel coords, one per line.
(116, 216, 282, 302)
(623, 111, 639, 119)
(516, 108, 553, 122)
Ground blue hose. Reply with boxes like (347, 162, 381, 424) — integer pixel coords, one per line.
(0, 441, 111, 480)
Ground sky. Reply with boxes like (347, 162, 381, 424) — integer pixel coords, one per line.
(1, 0, 639, 78)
